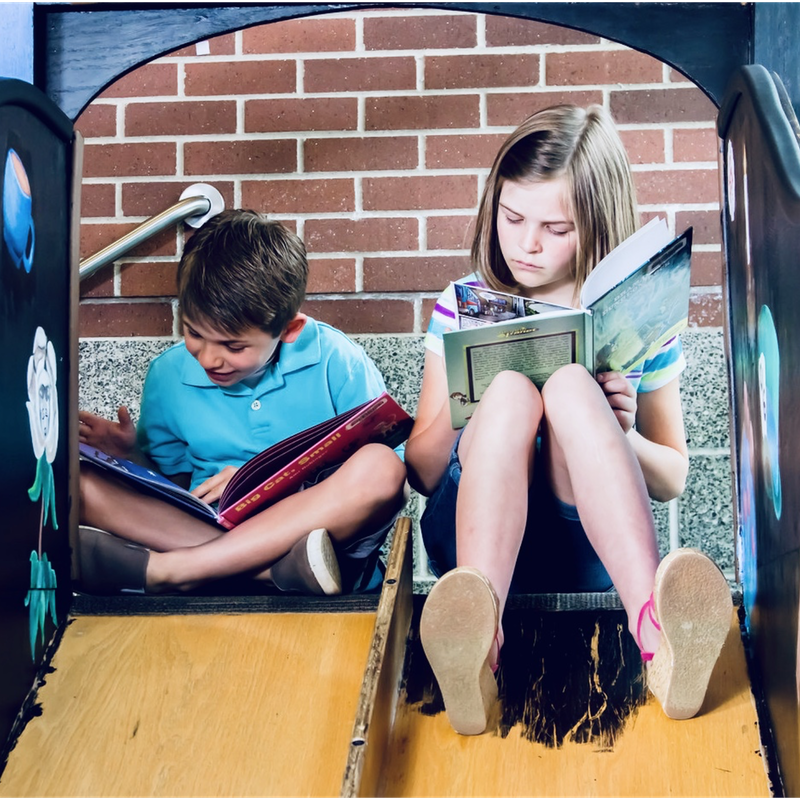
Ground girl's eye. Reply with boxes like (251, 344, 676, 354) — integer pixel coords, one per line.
(504, 214, 523, 225)
(548, 227, 570, 236)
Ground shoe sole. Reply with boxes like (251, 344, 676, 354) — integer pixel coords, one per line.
(420, 567, 498, 735)
(648, 548, 733, 719)
(306, 528, 342, 596)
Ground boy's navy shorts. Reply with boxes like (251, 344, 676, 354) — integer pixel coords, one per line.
(420, 434, 613, 594)
(300, 464, 394, 594)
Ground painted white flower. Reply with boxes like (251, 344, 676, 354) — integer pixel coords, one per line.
(26, 326, 58, 464)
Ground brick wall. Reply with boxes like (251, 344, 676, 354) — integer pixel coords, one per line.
(75, 8, 722, 338)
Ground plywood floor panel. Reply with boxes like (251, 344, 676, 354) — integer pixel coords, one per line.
(0, 613, 375, 798)
(381, 609, 771, 798)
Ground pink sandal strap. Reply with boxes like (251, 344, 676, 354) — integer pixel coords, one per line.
(636, 593, 661, 661)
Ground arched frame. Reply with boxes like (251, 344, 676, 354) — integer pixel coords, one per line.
(36, 2, 755, 120)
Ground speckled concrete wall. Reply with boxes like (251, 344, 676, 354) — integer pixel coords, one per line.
(79, 327, 735, 590)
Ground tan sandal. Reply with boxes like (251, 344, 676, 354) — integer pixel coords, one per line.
(647, 548, 732, 719)
(420, 566, 499, 735)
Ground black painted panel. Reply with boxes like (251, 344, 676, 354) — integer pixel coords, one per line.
(35, 2, 752, 119)
(719, 64, 800, 796)
(0, 77, 74, 764)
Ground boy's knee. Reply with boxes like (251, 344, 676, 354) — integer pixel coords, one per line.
(347, 443, 407, 500)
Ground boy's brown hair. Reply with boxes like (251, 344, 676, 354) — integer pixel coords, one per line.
(177, 209, 308, 337)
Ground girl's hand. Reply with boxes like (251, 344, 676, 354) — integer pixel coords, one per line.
(597, 371, 637, 434)
(79, 406, 137, 458)
(191, 465, 239, 504)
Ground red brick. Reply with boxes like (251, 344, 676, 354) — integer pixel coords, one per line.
(79, 268, 114, 299)
(246, 98, 358, 133)
(300, 298, 415, 334)
(81, 184, 116, 218)
(98, 63, 178, 99)
(611, 87, 716, 124)
(307, 258, 357, 293)
(426, 215, 475, 250)
(485, 16, 601, 46)
(487, 90, 603, 126)
(689, 291, 722, 327)
(426, 54, 538, 90)
(421, 296, 439, 329)
(304, 137, 418, 172)
(634, 168, 719, 205)
(78, 301, 174, 337)
(425, 133, 507, 170)
(619, 129, 666, 165)
(167, 33, 235, 58)
(364, 255, 471, 291)
(81, 223, 178, 261)
(125, 101, 236, 137)
(121, 182, 235, 218)
(83, 143, 177, 178)
(184, 140, 297, 175)
(305, 218, 419, 253)
(546, 50, 662, 86)
(75, 104, 117, 138)
(667, 66, 691, 84)
(243, 17, 356, 53)
(676, 210, 722, 246)
(366, 95, 479, 131)
(185, 61, 296, 96)
(363, 175, 478, 211)
(305, 57, 416, 93)
(673, 127, 720, 163)
(241, 178, 355, 214)
(690, 251, 723, 286)
(119, 261, 179, 296)
(364, 14, 476, 50)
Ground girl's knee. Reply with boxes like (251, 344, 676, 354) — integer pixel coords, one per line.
(542, 363, 597, 407)
(482, 370, 543, 414)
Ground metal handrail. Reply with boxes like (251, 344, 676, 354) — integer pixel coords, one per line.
(79, 183, 224, 282)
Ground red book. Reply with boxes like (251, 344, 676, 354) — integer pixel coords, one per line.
(79, 392, 413, 529)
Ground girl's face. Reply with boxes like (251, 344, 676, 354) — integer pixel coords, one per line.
(183, 316, 280, 386)
(496, 177, 578, 302)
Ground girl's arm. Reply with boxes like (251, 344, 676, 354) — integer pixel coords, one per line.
(627, 377, 689, 502)
(405, 349, 461, 496)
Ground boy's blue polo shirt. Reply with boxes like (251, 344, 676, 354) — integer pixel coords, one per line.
(137, 317, 387, 491)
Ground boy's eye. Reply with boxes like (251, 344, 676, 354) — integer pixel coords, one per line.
(226, 344, 246, 353)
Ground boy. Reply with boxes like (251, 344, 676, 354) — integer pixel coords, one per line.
(78, 210, 408, 596)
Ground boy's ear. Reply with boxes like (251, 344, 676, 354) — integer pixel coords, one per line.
(280, 313, 307, 343)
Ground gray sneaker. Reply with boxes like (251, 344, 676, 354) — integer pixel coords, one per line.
(270, 528, 342, 596)
(77, 525, 150, 595)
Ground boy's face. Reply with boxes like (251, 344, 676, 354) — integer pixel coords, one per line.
(182, 316, 281, 387)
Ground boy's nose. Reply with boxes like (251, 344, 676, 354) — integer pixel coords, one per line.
(197, 345, 223, 369)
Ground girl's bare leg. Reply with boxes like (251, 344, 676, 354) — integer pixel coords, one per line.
(455, 370, 543, 654)
(541, 364, 661, 652)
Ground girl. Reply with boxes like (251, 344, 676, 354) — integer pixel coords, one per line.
(405, 105, 732, 735)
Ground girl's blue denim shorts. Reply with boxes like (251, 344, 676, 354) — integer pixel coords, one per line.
(420, 434, 613, 594)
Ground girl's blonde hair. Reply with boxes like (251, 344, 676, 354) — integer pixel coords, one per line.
(472, 105, 639, 299)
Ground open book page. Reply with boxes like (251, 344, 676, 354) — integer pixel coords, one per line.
(589, 227, 693, 374)
(580, 217, 672, 309)
(453, 282, 568, 330)
(78, 444, 219, 524)
(216, 392, 413, 528)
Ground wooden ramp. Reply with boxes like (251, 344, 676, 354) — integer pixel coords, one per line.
(0, 518, 774, 797)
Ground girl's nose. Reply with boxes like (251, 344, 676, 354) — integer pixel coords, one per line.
(520, 225, 542, 253)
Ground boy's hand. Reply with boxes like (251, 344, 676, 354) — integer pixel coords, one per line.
(79, 406, 137, 458)
(596, 372, 637, 434)
(191, 465, 239, 504)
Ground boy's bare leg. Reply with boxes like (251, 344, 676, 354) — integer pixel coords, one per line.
(80, 462, 223, 550)
(540, 364, 661, 652)
(455, 370, 543, 656)
(147, 443, 407, 592)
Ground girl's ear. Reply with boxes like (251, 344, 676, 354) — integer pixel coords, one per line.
(280, 313, 307, 344)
